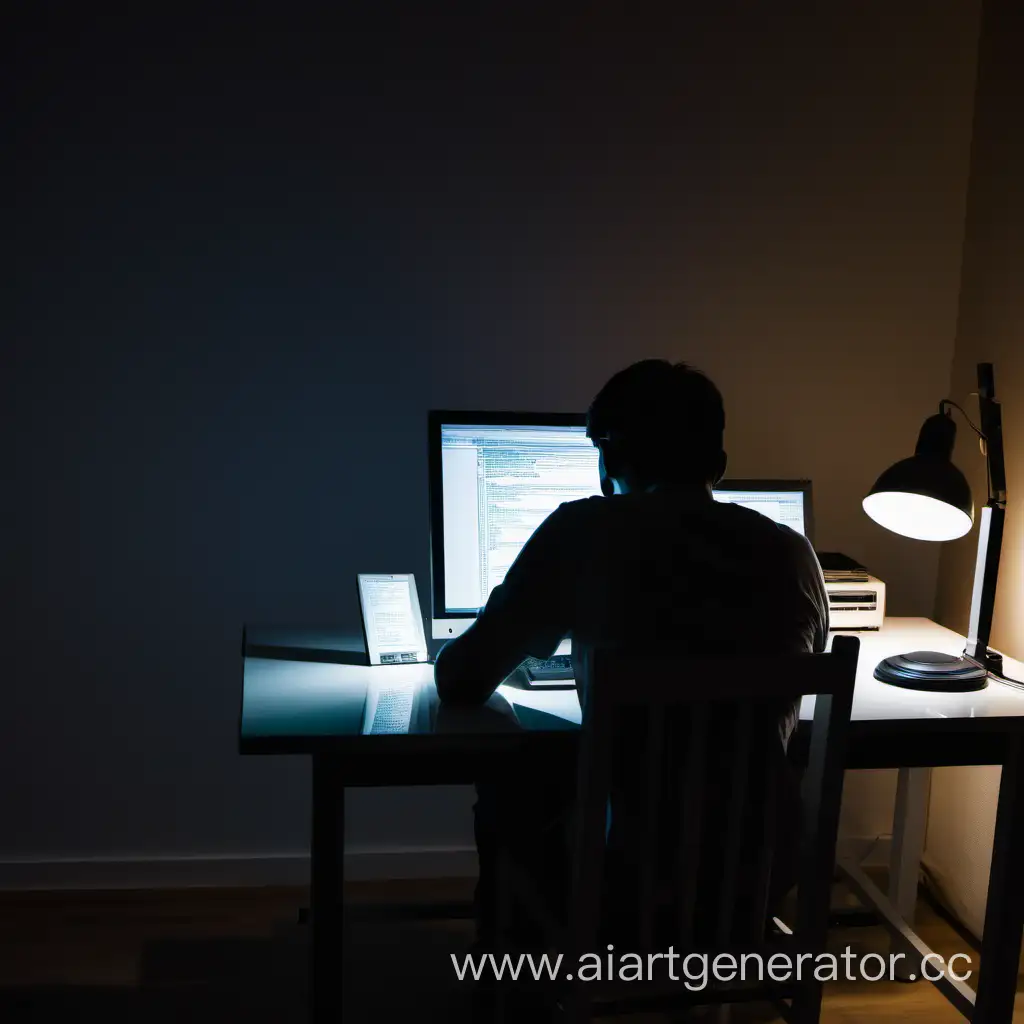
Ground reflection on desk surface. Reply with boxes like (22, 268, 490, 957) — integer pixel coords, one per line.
(240, 659, 583, 740)
(240, 619, 1024, 743)
(811, 619, 1024, 722)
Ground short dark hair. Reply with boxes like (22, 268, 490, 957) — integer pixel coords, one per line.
(586, 359, 725, 483)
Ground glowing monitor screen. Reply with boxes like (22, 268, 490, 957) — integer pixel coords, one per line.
(710, 483, 809, 539)
(436, 419, 601, 614)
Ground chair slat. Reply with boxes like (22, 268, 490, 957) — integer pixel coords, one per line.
(568, 693, 613, 959)
(716, 704, 754, 944)
(552, 635, 860, 1022)
(748, 743, 779, 939)
(639, 706, 666, 949)
(676, 703, 710, 947)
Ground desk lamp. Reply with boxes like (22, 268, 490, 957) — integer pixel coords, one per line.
(862, 362, 1010, 692)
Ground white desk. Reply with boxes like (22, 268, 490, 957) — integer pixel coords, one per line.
(502, 618, 1024, 1018)
(502, 618, 1024, 1020)
(241, 617, 1024, 1023)
(489, 617, 1024, 730)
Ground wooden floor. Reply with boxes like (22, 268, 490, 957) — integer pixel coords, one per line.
(0, 876, 1020, 1021)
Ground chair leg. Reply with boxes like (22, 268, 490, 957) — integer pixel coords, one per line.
(495, 853, 512, 947)
(788, 981, 823, 1024)
(492, 855, 530, 1023)
(561, 984, 592, 1024)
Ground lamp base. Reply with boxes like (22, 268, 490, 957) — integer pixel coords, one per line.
(874, 650, 989, 692)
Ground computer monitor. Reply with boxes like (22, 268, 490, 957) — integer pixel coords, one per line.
(711, 479, 814, 545)
(428, 410, 814, 639)
(428, 411, 598, 639)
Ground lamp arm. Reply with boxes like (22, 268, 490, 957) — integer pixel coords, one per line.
(964, 363, 1008, 673)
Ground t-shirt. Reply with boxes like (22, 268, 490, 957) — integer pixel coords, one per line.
(434, 485, 830, 746)
(435, 485, 830, 932)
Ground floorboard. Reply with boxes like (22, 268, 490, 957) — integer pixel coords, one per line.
(0, 876, 1019, 1021)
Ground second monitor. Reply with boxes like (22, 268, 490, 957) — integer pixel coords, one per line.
(428, 410, 813, 639)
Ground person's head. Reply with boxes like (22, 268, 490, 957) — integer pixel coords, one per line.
(586, 359, 727, 495)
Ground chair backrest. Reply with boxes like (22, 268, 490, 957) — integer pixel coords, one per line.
(567, 635, 858, 960)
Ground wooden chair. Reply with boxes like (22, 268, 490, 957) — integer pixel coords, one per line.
(493, 635, 859, 1023)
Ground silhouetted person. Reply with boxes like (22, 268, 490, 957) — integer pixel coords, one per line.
(435, 360, 829, 945)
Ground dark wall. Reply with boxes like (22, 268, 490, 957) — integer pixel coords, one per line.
(6, 4, 979, 866)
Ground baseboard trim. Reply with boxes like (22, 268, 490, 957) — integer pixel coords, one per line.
(0, 846, 478, 891)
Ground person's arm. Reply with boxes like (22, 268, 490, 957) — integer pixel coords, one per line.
(433, 503, 577, 705)
(774, 531, 830, 654)
(800, 536, 831, 652)
(775, 532, 831, 748)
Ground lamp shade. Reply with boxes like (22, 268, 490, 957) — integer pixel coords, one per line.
(862, 457, 974, 540)
(862, 410, 974, 541)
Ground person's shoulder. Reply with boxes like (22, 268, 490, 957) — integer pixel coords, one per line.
(712, 501, 782, 535)
(761, 517, 817, 559)
(720, 503, 803, 539)
(525, 497, 607, 557)
(766, 521, 823, 580)
(541, 495, 629, 537)
(773, 521, 817, 556)
(548, 495, 609, 523)
(720, 505, 818, 558)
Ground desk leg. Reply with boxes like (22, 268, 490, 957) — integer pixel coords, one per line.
(888, 766, 930, 979)
(974, 737, 1024, 1024)
(311, 755, 345, 1023)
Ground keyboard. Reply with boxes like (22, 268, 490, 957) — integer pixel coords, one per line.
(370, 686, 414, 734)
(523, 654, 574, 681)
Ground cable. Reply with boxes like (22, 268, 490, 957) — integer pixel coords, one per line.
(940, 399, 985, 440)
(940, 398, 995, 500)
(990, 671, 1024, 689)
(959, 647, 1024, 689)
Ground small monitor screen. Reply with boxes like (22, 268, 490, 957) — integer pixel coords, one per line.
(711, 483, 809, 538)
